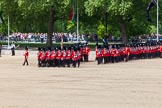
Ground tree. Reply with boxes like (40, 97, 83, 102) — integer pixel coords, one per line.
(21, 0, 70, 46)
(84, 0, 162, 43)
(0, 0, 70, 46)
(0, 0, 161, 44)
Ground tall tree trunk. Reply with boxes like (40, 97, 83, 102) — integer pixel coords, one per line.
(47, 7, 55, 47)
(120, 22, 127, 44)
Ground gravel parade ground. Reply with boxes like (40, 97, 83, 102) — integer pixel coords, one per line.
(0, 50, 162, 108)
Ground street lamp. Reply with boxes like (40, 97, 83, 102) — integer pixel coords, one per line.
(156, 0, 159, 42)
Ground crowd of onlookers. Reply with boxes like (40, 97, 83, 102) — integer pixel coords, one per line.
(0, 32, 87, 43)
(130, 33, 162, 43)
(0, 32, 162, 43)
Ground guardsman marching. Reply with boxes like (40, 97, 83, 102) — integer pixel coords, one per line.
(37, 47, 42, 67)
(0, 44, 2, 57)
(77, 47, 81, 67)
(80, 45, 83, 62)
(159, 43, 162, 58)
(66, 47, 72, 67)
(40, 47, 46, 67)
(50, 47, 56, 67)
(119, 44, 125, 61)
(110, 45, 116, 63)
(123, 44, 130, 62)
(96, 45, 102, 65)
(148, 43, 152, 59)
(61, 47, 66, 67)
(23, 46, 29, 66)
(56, 47, 61, 67)
(115, 45, 120, 63)
(102, 46, 108, 64)
(72, 48, 78, 68)
(143, 44, 148, 59)
(45, 47, 51, 67)
(84, 43, 90, 62)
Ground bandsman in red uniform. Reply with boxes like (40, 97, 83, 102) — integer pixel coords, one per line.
(23, 46, 29, 66)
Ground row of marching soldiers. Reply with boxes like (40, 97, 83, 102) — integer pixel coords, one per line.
(95, 42, 162, 65)
(37, 44, 90, 67)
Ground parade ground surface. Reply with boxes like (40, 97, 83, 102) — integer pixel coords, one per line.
(0, 50, 162, 108)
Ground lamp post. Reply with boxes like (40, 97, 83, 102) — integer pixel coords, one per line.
(105, 0, 108, 35)
(8, 15, 10, 49)
(156, 0, 159, 42)
(76, 0, 79, 42)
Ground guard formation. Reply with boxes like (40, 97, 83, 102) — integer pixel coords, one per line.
(95, 42, 162, 65)
(37, 43, 90, 68)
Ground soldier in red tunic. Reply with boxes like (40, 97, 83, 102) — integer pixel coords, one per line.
(77, 47, 81, 67)
(83, 43, 90, 62)
(115, 45, 120, 63)
(102, 46, 108, 64)
(148, 43, 152, 59)
(96, 45, 102, 65)
(37, 47, 42, 67)
(61, 47, 66, 67)
(56, 47, 61, 67)
(50, 47, 56, 67)
(0, 44, 2, 57)
(110, 45, 116, 63)
(23, 46, 29, 66)
(80, 45, 83, 62)
(159, 43, 162, 58)
(45, 47, 51, 67)
(123, 44, 130, 62)
(66, 47, 72, 67)
(40, 47, 46, 67)
(72, 48, 78, 68)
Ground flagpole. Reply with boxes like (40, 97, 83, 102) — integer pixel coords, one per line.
(76, 0, 79, 42)
(8, 15, 10, 49)
(157, 0, 159, 42)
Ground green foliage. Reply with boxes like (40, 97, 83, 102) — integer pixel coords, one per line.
(0, 0, 162, 43)
(0, 0, 70, 33)
(97, 22, 105, 39)
(149, 25, 157, 34)
(66, 21, 75, 32)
